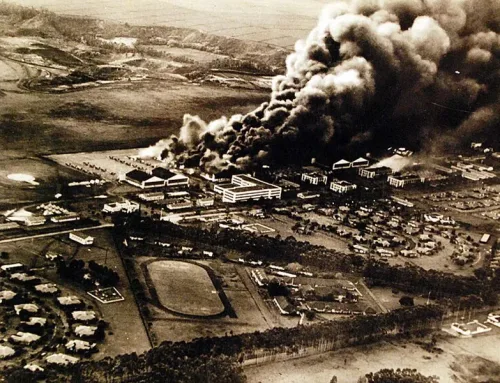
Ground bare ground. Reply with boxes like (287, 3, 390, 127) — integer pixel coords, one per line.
(244, 331, 500, 383)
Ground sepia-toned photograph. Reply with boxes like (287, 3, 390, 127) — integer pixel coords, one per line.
(0, 0, 498, 381)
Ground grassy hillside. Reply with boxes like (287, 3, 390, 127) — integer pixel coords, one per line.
(8, 0, 325, 48)
(0, 2, 289, 71)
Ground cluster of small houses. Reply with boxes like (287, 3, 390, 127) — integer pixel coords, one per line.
(250, 266, 376, 317)
(289, 199, 484, 260)
(0, 262, 104, 369)
(425, 187, 500, 211)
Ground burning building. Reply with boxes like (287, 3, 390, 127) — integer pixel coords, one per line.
(142, 0, 500, 172)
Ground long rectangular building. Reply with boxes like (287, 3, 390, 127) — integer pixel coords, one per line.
(387, 174, 424, 188)
(213, 174, 281, 203)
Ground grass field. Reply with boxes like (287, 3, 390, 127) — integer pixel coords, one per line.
(0, 157, 86, 206)
(242, 223, 275, 234)
(141, 46, 229, 64)
(147, 260, 225, 316)
(135, 258, 272, 344)
(242, 214, 351, 253)
(0, 79, 269, 159)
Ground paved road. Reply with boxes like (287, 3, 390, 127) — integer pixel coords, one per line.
(0, 223, 114, 244)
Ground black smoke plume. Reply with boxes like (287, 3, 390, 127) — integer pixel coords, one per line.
(141, 0, 500, 171)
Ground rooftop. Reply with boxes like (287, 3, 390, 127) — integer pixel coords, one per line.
(125, 169, 153, 182)
(234, 174, 280, 189)
(331, 179, 354, 186)
(152, 167, 183, 180)
(390, 173, 421, 180)
(352, 157, 369, 164)
(334, 159, 350, 165)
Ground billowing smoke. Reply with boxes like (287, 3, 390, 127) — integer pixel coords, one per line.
(143, 0, 500, 171)
(372, 154, 413, 172)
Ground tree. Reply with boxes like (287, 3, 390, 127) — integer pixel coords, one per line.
(305, 311, 316, 321)
(267, 280, 289, 297)
(6, 369, 37, 383)
(362, 368, 439, 383)
(399, 296, 414, 307)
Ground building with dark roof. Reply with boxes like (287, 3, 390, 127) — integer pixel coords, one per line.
(125, 170, 165, 189)
(351, 157, 370, 168)
(301, 171, 327, 185)
(152, 168, 189, 187)
(332, 159, 351, 170)
(330, 179, 357, 193)
(387, 174, 424, 188)
(359, 166, 393, 179)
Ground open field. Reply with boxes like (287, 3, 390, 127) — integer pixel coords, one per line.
(243, 223, 275, 234)
(0, 79, 269, 159)
(141, 45, 230, 64)
(370, 287, 430, 312)
(245, 331, 500, 383)
(10, 0, 326, 48)
(0, 74, 268, 207)
(0, 56, 23, 81)
(135, 258, 273, 343)
(146, 260, 225, 316)
(243, 214, 351, 253)
(0, 157, 85, 206)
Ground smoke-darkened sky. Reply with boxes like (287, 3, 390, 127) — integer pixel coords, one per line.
(143, 0, 500, 171)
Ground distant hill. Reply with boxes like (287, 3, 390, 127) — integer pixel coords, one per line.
(0, 2, 288, 71)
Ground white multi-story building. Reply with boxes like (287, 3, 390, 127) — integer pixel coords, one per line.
(24, 216, 46, 226)
(103, 200, 139, 214)
(213, 174, 281, 203)
(387, 174, 424, 188)
(330, 179, 357, 193)
(301, 172, 327, 185)
(358, 166, 393, 179)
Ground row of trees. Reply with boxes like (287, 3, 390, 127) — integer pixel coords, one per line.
(360, 368, 439, 383)
(17, 305, 442, 382)
(363, 260, 498, 305)
(116, 216, 498, 304)
(57, 259, 119, 289)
